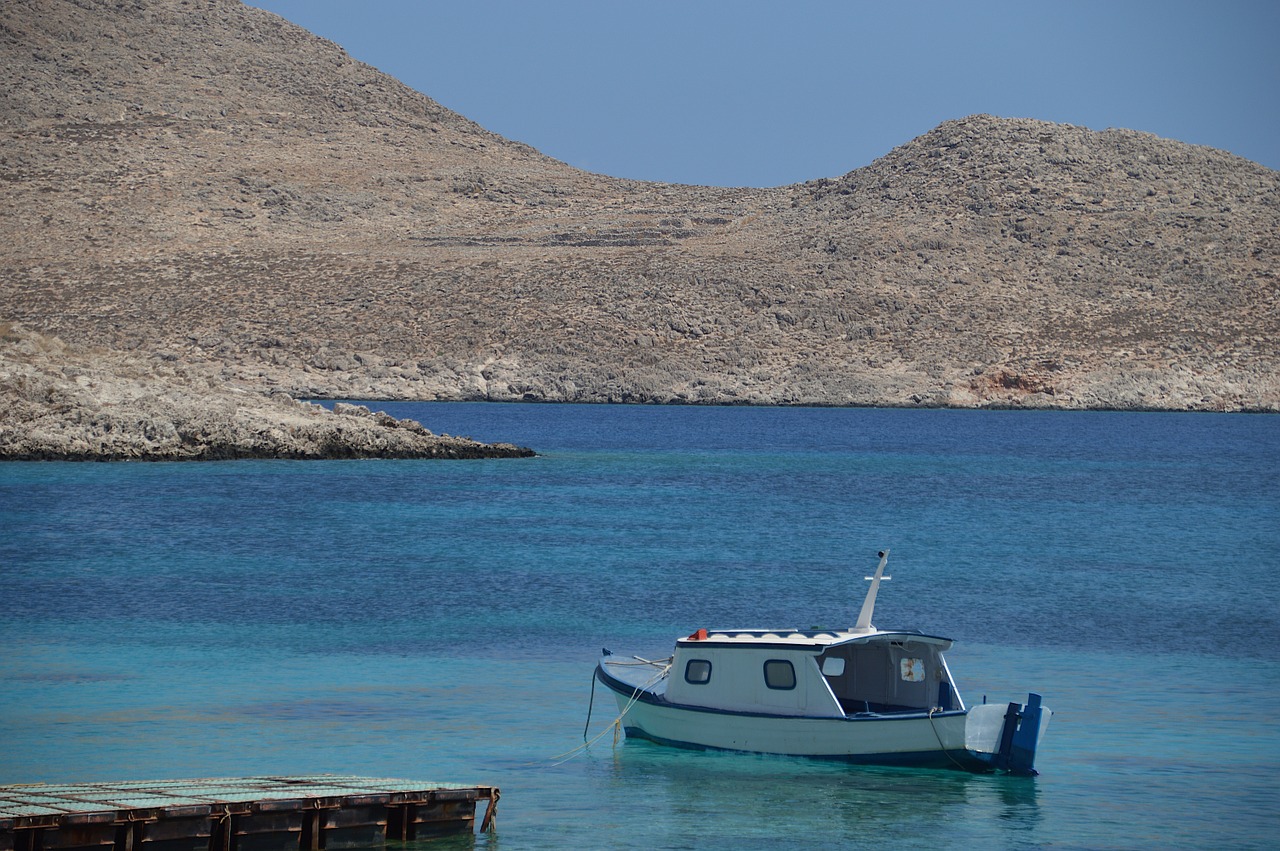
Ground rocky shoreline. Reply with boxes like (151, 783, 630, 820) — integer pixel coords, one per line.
(1, 0, 1276, 453)
(0, 325, 534, 461)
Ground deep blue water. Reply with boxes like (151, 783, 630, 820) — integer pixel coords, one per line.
(2, 405, 1277, 849)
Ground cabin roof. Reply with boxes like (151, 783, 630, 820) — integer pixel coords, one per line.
(676, 627, 953, 651)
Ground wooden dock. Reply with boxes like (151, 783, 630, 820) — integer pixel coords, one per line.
(0, 776, 499, 851)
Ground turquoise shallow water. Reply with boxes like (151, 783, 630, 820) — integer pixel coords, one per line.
(2, 406, 1278, 849)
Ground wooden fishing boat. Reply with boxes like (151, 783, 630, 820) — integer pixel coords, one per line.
(595, 550, 1051, 774)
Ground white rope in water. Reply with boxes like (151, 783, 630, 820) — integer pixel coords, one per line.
(539, 661, 673, 768)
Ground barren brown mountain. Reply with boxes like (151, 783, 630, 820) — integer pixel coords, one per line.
(3, 0, 1278, 423)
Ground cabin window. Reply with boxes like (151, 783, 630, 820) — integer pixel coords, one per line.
(821, 657, 845, 677)
(684, 659, 712, 684)
(763, 659, 796, 690)
(900, 658, 925, 682)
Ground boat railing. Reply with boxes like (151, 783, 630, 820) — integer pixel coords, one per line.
(690, 628, 930, 640)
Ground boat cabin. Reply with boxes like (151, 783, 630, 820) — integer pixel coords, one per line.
(664, 628, 962, 718)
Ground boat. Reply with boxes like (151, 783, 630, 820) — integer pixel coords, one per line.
(594, 550, 1051, 774)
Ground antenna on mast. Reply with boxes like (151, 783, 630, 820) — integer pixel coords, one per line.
(853, 549, 891, 633)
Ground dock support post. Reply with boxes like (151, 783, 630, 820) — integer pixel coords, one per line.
(112, 823, 140, 851)
(13, 829, 37, 851)
(299, 808, 320, 851)
(209, 811, 231, 851)
(480, 790, 499, 834)
(384, 804, 414, 842)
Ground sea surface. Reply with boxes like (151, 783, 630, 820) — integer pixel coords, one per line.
(2, 405, 1277, 849)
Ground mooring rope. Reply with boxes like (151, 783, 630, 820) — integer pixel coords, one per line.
(535, 661, 672, 768)
(927, 707, 971, 771)
(582, 668, 598, 740)
(582, 656, 671, 739)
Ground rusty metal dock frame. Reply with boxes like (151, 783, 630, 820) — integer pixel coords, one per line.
(0, 776, 499, 851)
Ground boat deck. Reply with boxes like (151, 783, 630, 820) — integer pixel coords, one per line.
(0, 775, 499, 851)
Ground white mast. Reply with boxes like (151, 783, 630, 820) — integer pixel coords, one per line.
(853, 549, 891, 633)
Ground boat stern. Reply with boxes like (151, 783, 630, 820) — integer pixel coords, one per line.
(963, 692, 1052, 775)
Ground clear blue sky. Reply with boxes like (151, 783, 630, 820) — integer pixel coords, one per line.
(248, 0, 1279, 187)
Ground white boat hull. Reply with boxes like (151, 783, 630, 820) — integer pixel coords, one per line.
(596, 662, 1049, 773)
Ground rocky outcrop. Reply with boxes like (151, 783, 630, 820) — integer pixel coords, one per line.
(0, 0, 1276, 417)
(0, 324, 533, 460)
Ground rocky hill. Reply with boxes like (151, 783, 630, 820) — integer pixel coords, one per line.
(2, 0, 1277, 418)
